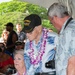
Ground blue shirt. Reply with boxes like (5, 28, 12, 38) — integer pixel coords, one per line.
(56, 18, 75, 75)
(24, 28, 58, 75)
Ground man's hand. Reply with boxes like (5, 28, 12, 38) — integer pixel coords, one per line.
(67, 56, 75, 75)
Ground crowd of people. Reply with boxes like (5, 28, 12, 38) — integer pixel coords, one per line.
(0, 2, 75, 75)
(0, 22, 26, 74)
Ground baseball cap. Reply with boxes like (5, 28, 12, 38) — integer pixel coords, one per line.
(5, 22, 14, 27)
(15, 41, 22, 46)
(22, 14, 41, 33)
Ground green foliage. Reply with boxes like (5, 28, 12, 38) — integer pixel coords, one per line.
(0, 1, 47, 16)
(0, 1, 57, 36)
(42, 19, 57, 32)
(13, 0, 19, 1)
(0, 12, 28, 35)
(0, 1, 28, 14)
(25, 4, 47, 19)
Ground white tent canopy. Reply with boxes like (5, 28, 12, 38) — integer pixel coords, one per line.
(19, 0, 58, 8)
(20, 0, 75, 18)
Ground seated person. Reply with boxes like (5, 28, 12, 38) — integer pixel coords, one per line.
(12, 49, 27, 75)
(0, 42, 13, 57)
(0, 29, 9, 46)
(0, 43, 14, 74)
(15, 41, 25, 50)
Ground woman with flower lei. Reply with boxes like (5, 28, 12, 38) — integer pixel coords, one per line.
(23, 14, 58, 75)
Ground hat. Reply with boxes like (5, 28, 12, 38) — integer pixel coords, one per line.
(5, 22, 14, 27)
(22, 14, 41, 33)
(15, 41, 22, 46)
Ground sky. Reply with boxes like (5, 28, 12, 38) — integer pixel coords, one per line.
(0, 0, 11, 3)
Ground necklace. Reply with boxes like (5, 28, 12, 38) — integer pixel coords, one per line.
(28, 28, 48, 65)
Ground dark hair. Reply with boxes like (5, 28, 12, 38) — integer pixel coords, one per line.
(5, 22, 14, 27)
(0, 43, 5, 52)
(0, 48, 2, 52)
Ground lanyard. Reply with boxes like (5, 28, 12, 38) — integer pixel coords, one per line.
(64, 17, 73, 29)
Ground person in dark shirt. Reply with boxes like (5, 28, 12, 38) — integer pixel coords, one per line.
(16, 23, 26, 42)
(0, 43, 14, 74)
(5, 22, 18, 54)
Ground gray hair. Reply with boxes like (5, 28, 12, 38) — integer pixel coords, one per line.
(13, 49, 24, 57)
(47, 3, 69, 18)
